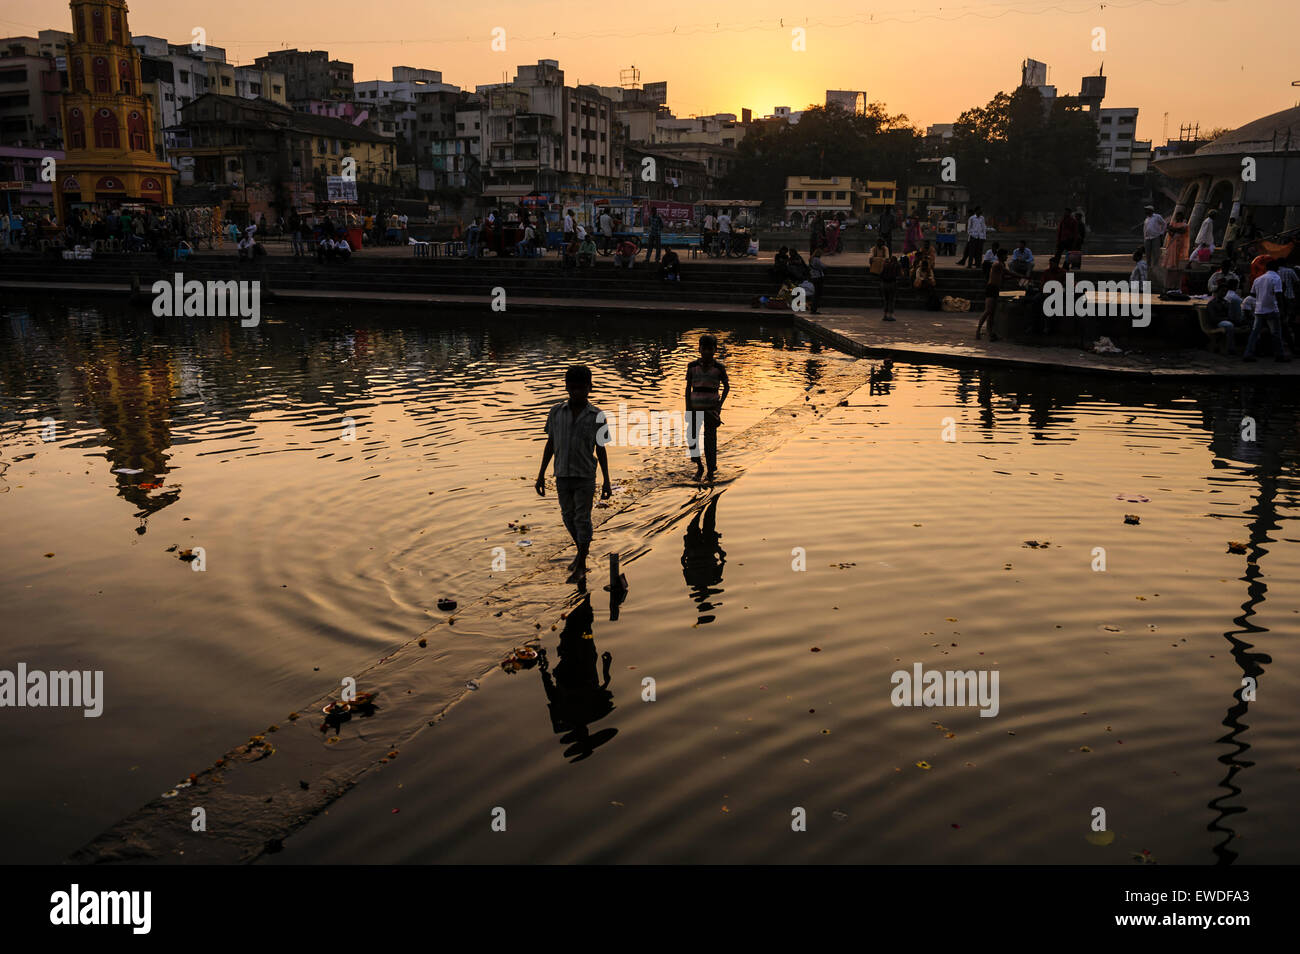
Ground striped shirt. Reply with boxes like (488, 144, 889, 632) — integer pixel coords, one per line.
(687, 359, 728, 410)
(545, 401, 607, 480)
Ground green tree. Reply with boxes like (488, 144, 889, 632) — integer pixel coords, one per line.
(949, 87, 1098, 224)
(719, 103, 920, 211)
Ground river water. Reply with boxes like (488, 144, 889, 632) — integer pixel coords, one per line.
(2, 296, 1298, 863)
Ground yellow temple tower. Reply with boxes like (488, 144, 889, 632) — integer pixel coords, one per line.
(55, 0, 176, 223)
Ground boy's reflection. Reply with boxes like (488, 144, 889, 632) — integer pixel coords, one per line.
(537, 596, 617, 761)
(682, 493, 726, 624)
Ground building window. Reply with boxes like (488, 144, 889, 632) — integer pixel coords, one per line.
(110, 11, 122, 43)
(179, 70, 189, 83)
(571, 149, 577, 160)
(93, 108, 118, 148)
(127, 110, 147, 150)
(67, 107, 85, 148)
(273, 85, 281, 95)
(792, 190, 803, 199)
(92, 10, 105, 43)
(821, 191, 832, 199)
(72, 58, 86, 92)
(118, 59, 132, 95)
(93, 57, 110, 93)
(221, 76, 231, 87)
(836, 191, 847, 200)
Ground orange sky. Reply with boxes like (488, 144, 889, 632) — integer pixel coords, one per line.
(10, 0, 1298, 141)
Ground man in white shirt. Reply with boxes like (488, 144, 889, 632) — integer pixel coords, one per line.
(962, 206, 986, 268)
(563, 210, 575, 241)
(717, 211, 732, 256)
(1207, 260, 1234, 294)
(1243, 261, 1290, 362)
(1142, 206, 1167, 275)
(334, 237, 352, 262)
(599, 211, 614, 253)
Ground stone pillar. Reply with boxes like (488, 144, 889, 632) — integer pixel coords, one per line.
(1172, 181, 1198, 219)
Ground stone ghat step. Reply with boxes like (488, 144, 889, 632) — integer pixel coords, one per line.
(4, 271, 977, 307)
(13, 253, 1120, 283)
(6, 264, 999, 296)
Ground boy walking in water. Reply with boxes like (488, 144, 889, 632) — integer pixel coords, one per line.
(537, 366, 612, 583)
(685, 334, 730, 481)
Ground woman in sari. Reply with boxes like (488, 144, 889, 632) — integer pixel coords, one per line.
(826, 219, 841, 255)
(903, 215, 923, 256)
(1160, 210, 1190, 288)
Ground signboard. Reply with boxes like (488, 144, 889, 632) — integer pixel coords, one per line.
(644, 200, 694, 228)
(641, 81, 667, 106)
(326, 175, 358, 202)
(0, 181, 24, 191)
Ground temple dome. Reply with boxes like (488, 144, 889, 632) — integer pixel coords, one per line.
(1196, 106, 1300, 157)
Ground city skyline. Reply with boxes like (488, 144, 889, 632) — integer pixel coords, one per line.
(10, 0, 1299, 142)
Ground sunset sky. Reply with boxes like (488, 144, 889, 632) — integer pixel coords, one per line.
(10, 0, 1299, 141)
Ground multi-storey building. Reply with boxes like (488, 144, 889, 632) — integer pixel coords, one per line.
(0, 41, 63, 145)
(443, 60, 620, 213)
(169, 93, 395, 218)
(254, 49, 352, 104)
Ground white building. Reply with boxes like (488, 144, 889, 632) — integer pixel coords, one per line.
(1098, 107, 1150, 173)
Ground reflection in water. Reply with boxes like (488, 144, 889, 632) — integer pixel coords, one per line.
(681, 493, 726, 625)
(78, 349, 181, 532)
(1202, 392, 1292, 865)
(537, 597, 617, 762)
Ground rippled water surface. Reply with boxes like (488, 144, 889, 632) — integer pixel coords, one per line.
(3, 296, 1299, 864)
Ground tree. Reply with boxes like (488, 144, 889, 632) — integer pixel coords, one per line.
(948, 87, 1098, 224)
(719, 103, 921, 210)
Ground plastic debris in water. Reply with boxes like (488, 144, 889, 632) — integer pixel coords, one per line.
(466, 680, 479, 690)
(1227, 541, 1247, 554)
(436, 598, 457, 611)
(113, 467, 144, 475)
(1124, 514, 1140, 525)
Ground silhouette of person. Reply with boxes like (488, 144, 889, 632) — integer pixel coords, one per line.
(681, 494, 726, 624)
(537, 596, 617, 761)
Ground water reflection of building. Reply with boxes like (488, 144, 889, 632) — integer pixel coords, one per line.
(76, 345, 181, 529)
